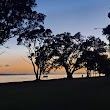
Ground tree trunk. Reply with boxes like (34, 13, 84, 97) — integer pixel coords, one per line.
(31, 58, 38, 80)
(63, 63, 73, 79)
(67, 72, 73, 79)
(87, 70, 90, 78)
(38, 69, 42, 80)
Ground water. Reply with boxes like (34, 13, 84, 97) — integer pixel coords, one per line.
(0, 75, 36, 83)
(0, 73, 104, 83)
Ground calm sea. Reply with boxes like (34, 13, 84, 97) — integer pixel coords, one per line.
(0, 73, 104, 83)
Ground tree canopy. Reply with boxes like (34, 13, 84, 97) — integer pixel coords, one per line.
(1, 0, 110, 80)
(0, 0, 45, 45)
(41, 32, 85, 79)
(42, 34, 107, 79)
(103, 12, 110, 44)
(75, 36, 107, 77)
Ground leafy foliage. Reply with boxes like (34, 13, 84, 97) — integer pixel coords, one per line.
(0, 0, 45, 45)
(76, 36, 107, 77)
(43, 32, 85, 78)
(19, 26, 53, 80)
(103, 12, 110, 43)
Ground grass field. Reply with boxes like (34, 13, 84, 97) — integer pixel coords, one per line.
(0, 76, 110, 110)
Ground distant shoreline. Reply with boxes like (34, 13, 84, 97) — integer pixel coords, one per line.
(0, 73, 87, 76)
(0, 74, 33, 75)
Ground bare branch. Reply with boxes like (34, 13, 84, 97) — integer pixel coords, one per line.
(21, 57, 31, 64)
(0, 51, 5, 55)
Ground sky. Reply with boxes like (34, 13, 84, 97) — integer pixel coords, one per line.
(0, 0, 110, 74)
(37, 0, 110, 41)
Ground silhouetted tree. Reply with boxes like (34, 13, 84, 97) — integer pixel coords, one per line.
(76, 36, 107, 77)
(1, 0, 47, 80)
(77, 51, 97, 77)
(96, 54, 110, 78)
(45, 32, 85, 79)
(32, 28, 53, 80)
(103, 12, 110, 45)
(11, 0, 51, 80)
(1, 0, 45, 44)
(18, 26, 53, 80)
(102, 11, 110, 78)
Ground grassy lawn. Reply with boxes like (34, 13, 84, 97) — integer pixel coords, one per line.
(0, 76, 110, 110)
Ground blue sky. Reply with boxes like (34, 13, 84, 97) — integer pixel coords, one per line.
(0, 0, 110, 74)
(37, 0, 110, 42)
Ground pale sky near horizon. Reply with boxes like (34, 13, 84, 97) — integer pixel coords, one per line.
(0, 0, 110, 74)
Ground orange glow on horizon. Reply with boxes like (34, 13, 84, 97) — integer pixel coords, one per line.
(0, 60, 86, 75)
(0, 50, 86, 75)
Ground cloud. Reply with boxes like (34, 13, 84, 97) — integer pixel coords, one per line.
(0, 64, 11, 67)
(5, 64, 10, 67)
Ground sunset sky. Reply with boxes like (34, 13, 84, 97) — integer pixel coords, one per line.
(0, 0, 110, 74)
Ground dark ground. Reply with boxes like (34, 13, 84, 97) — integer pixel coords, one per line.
(0, 76, 109, 110)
